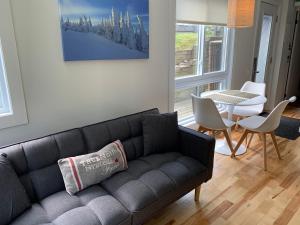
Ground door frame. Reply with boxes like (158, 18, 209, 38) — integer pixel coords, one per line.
(285, 11, 300, 98)
(252, 1, 280, 108)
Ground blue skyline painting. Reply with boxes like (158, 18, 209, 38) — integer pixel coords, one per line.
(59, 0, 149, 61)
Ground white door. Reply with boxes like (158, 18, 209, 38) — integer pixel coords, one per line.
(252, 2, 278, 101)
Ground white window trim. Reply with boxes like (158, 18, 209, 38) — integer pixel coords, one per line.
(0, 0, 28, 129)
(175, 25, 233, 90)
(0, 45, 12, 115)
(173, 23, 235, 125)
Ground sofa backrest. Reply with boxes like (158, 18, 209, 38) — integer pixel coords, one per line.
(0, 109, 159, 202)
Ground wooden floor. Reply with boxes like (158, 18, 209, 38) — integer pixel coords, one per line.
(145, 106, 300, 225)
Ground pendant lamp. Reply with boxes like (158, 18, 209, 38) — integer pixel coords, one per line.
(227, 0, 255, 28)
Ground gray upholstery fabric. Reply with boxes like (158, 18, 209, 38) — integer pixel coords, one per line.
(82, 109, 159, 160)
(10, 186, 130, 225)
(10, 204, 51, 225)
(0, 109, 159, 202)
(0, 156, 30, 225)
(131, 172, 208, 225)
(143, 112, 179, 156)
(0, 129, 88, 202)
(0, 109, 215, 225)
(101, 152, 206, 212)
(178, 126, 215, 181)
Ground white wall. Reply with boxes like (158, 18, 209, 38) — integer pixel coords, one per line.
(230, 0, 261, 90)
(230, 27, 256, 89)
(231, 0, 293, 110)
(0, 0, 173, 147)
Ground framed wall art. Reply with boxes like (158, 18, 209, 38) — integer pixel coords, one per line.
(59, 0, 149, 61)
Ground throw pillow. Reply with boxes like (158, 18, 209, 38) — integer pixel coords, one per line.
(58, 140, 128, 195)
(143, 112, 179, 156)
(0, 154, 31, 225)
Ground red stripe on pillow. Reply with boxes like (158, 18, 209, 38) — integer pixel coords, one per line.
(68, 157, 82, 191)
(114, 141, 128, 169)
(113, 142, 125, 168)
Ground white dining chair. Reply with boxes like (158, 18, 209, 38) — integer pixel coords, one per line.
(192, 94, 235, 154)
(233, 81, 266, 118)
(233, 96, 297, 171)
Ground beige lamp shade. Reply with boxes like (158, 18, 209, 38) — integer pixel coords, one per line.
(227, 0, 255, 28)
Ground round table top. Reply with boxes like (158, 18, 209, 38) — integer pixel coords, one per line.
(201, 90, 267, 106)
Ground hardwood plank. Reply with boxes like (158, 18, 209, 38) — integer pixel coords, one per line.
(145, 107, 300, 225)
(280, 172, 300, 189)
(274, 190, 300, 225)
(183, 200, 233, 225)
(205, 200, 233, 223)
(222, 176, 271, 220)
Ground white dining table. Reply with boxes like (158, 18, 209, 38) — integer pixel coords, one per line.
(201, 90, 267, 156)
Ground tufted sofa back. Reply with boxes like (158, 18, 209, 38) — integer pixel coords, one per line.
(0, 109, 159, 202)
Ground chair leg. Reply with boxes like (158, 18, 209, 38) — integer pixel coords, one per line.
(197, 126, 202, 132)
(270, 132, 282, 160)
(258, 134, 262, 141)
(212, 130, 216, 138)
(223, 130, 235, 155)
(232, 130, 248, 157)
(262, 133, 267, 171)
(235, 116, 240, 130)
(247, 133, 254, 149)
(198, 126, 207, 134)
(194, 185, 201, 202)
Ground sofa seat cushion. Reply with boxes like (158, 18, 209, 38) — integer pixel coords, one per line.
(101, 152, 206, 212)
(10, 186, 130, 225)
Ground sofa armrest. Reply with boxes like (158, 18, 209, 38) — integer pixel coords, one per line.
(178, 126, 215, 169)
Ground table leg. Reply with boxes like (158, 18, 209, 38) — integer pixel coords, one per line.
(227, 105, 234, 136)
(214, 104, 247, 156)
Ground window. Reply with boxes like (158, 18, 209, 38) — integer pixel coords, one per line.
(0, 0, 28, 129)
(174, 23, 232, 122)
(176, 24, 199, 77)
(0, 43, 12, 116)
(203, 25, 227, 74)
(175, 81, 227, 122)
(176, 23, 228, 78)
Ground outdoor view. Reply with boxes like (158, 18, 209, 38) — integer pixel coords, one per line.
(175, 23, 226, 78)
(174, 82, 224, 121)
(175, 23, 228, 120)
(175, 24, 198, 77)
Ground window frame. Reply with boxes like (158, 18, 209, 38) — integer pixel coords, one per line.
(174, 22, 234, 123)
(0, 42, 12, 115)
(175, 23, 232, 90)
(0, 0, 28, 130)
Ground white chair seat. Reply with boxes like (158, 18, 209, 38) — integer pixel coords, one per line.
(192, 95, 235, 155)
(223, 118, 235, 128)
(233, 106, 262, 117)
(231, 81, 266, 118)
(236, 115, 266, 131)
(233, 97, 296, 171)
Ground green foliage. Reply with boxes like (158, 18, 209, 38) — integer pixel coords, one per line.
(176, 32, 197, 51)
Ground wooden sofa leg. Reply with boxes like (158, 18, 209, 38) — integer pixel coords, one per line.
(194, 185, 201, 202)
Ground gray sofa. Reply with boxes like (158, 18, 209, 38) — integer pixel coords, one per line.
(0, 109, 215, 225)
